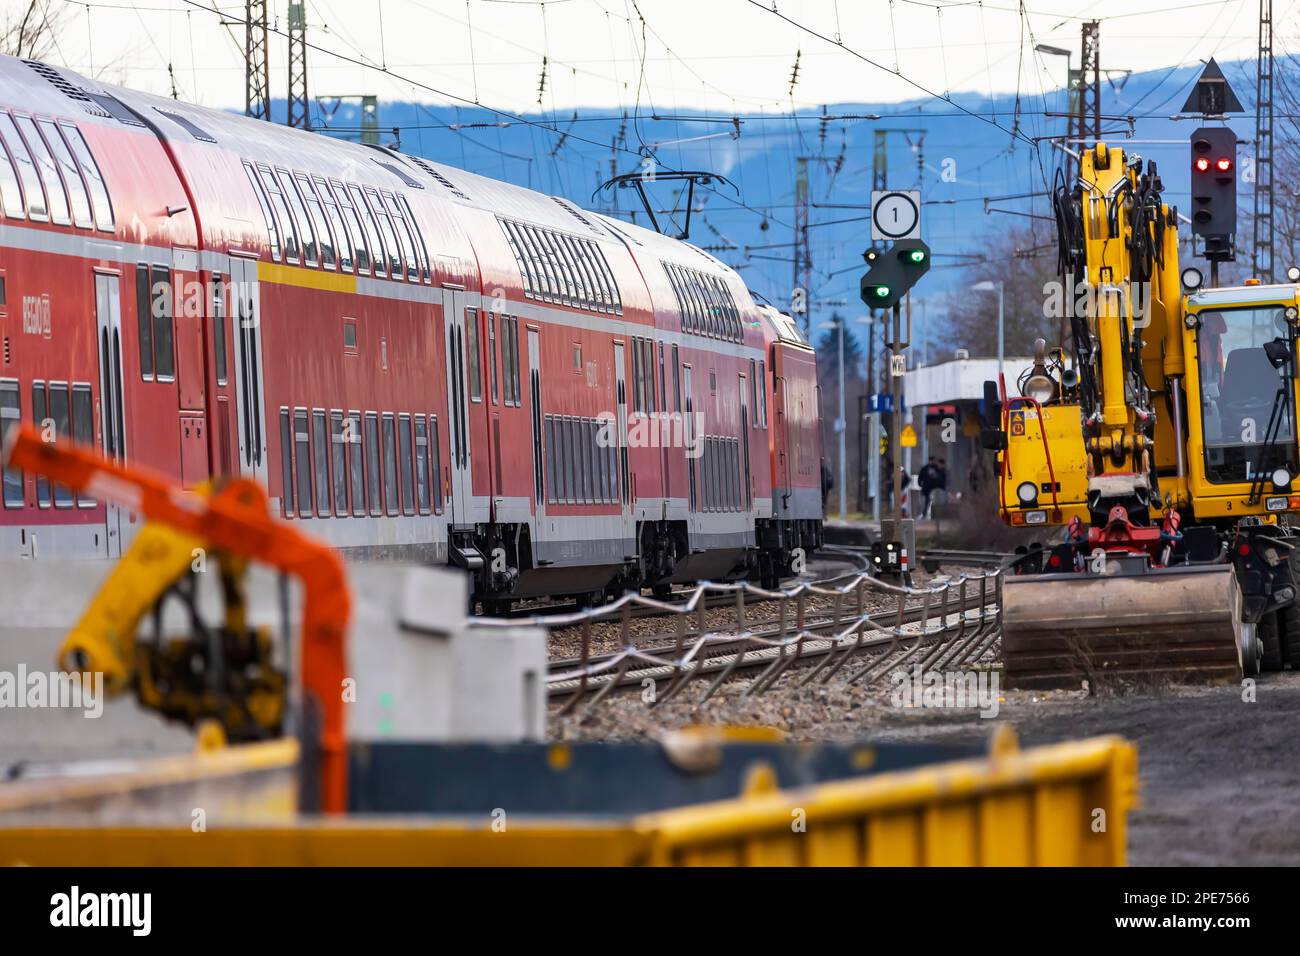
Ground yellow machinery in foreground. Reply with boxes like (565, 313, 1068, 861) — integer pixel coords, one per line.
(985, 142, 1300, 687)
(0, 728, 1137, 867)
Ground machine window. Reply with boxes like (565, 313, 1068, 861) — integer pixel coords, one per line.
(1196, 306, 1298, 483)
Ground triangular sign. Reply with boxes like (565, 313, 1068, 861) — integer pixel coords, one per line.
(1182, 58, 1244, 116)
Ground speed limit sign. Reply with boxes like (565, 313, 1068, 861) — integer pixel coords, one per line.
(871, 190, 921, 241)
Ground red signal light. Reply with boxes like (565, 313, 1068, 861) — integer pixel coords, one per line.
(1215, 157, 1233, 172)
(1194, 157, 1211, 172)
(1238, 543, 1251, 556)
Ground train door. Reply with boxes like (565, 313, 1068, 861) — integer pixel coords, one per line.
(527, 328, 543, 509)
(683, 365, 696, 511)
(739, 373, 752, 512)
(93, 272, 127, 558)
(442, 287, 473, 524)
(229, 256, 267, 484)
(613, 341, 633, 546)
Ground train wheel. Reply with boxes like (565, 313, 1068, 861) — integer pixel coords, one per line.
(652, 583, 672, 600)
(1280, 604, 1300, 668)
(1260, 611, 1285, 672)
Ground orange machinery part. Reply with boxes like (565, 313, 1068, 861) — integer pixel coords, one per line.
(2, 425, 352, 814)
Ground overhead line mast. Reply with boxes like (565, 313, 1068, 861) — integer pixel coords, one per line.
(243, 0, 270, 121)
(287, 0, 310, 130)
(1253, 0, 1275, 283)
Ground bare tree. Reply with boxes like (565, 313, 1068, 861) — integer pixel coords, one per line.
(1, 0, 73, 61)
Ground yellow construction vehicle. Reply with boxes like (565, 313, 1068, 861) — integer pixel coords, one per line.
(984, 141, 1300, 687)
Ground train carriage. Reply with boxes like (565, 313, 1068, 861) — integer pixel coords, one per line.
(0, 54, 823, 608)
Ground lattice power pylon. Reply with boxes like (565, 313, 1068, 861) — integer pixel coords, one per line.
(1253, 0, 1275, 283)
(244, 0, 270, 120)
(287, 0, 310, 130)
(1066, 20, 1101, 183)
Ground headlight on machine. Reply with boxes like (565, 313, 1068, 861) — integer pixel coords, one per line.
(1265, 496, 1288, 512)
(1016, 481, 1038, 505)
(1272, 467, 1292, 490)
(1024, 374, 1054, 404)
(1024, 510, 1048, 525)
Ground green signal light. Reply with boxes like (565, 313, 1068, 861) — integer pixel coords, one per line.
(873, 286, 890, 298)
(907, 249, 926, 263)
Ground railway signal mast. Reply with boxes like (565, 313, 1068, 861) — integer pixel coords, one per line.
(1183, 59, 1245, 283)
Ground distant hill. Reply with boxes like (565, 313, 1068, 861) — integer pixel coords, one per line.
(284, 57, 1262, 328)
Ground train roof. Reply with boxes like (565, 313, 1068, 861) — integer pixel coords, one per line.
(2, 53, 803, 345)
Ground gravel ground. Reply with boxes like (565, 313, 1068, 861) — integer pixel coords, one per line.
(550, 658, 1300, 866)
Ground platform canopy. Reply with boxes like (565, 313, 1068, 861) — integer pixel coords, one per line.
(904, 357, 1036, 407)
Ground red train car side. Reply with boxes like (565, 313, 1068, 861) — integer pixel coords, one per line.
(0, 55, 823, 607)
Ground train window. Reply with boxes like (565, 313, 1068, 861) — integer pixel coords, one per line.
(364, 187, 403, 279)
(562, 234, 597, 310)
(135, 265, 154, 379)
(521, 225, 557, 301)
(243, 162, 280, 261)
(311, 410, 330, 516)
(0, 380, 20, 508)
(566, 417, 579, 505)
(281, 171, 318, 267)
(644, 340, 657, 414)
(14, 115, 67, 225)
(631, 339, 643, 414)
(47, 383, 72, 507)
(312, 178, 350, 271)
(259, 165, 299, 263)
(414, 415, 430, 514)
(594, 244, 622, 314)
(364, 412, 381, 515)
(658, 343, 667, 411)
(502, 220, 539, 299)
(488, 314, 499, 404)
(350, 184, 388, 278)
(672, 345, 681, 412)
(382, 413, 399, 515)
(572, 343, 582, 371)
(541, 230, 575, 306)
(72, 384, 94, 507)
(294, 409, 313, 517)
(501, 316, 520, 407)
(0, 134, 22, 219)
(549, 416, 561, 502)
(749, 360, 759, 427)
(580, 418, 593, 503)
(38, 120, 91, 229)
(59, 124, 113, 230)
(347, 411, 365, 516)
(384, 192, 421, 282)
(213, 276, 228, 385)
(758, 361, 768, 426)
(465, 308, 482, 402)
(151, 265, 175, 380)
(297, 174, 335, 269)
(0, 114, 44, 221)
(332, 181, 370, 274)
(31, 382, 48, 507)
(398, 413, 415, 516)
(398, 195, 432, 283)
(330, 410, 348, 515)
(542, 416, 552, 503)
(429, 415, 443, 513)
(279, 408, 295, 517)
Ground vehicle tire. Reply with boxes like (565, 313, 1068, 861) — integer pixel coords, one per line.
(1241, 621, 1261, 678)
(1280, 604, 1300, 667)
(1259, 611, 1285, 672)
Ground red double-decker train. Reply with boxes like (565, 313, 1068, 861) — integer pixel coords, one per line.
(0, 55, 824, 609)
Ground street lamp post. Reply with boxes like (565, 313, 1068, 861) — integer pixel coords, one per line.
(972, 280, 1005, 381)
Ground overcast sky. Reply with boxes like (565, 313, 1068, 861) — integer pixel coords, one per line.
(17, 0, 1284, 117)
